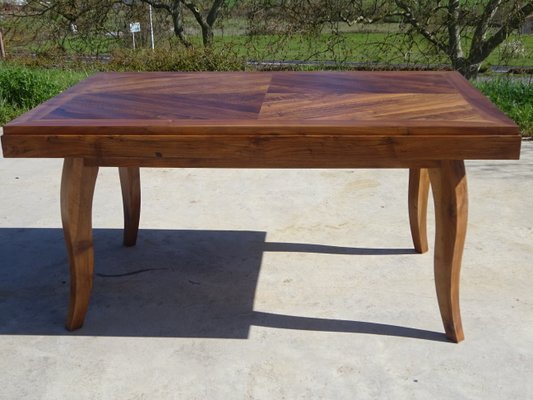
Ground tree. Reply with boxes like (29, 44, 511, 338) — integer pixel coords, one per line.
(248, 0, 533, 79)
(9, 0, 227, 53)
(133, 0, 191, 47)
(391, 0, 533, 78)
(136, 0, 226, 47)
(7, 0, 130, 54)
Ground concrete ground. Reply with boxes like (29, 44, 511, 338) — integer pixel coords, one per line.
(1, 139, 532, 400)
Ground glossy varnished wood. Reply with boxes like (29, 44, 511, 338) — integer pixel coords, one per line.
(429, 161, 468, 343)
(1, 134, 520, 167)
(119, 167, 141, 247)
(60, 158, 99, 330)
(2, 71, 521, 163)
(409, 168, 430, 253)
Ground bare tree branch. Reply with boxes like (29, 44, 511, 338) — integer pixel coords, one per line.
(207, 0, 225, 27)
(446, 0, 464, 63)
(470, 0, 502, 53)
(394, 0, 448, 54)
(476, 2, 533, 63)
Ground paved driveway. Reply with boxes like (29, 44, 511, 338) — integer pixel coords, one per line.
(1, 139, 532, 399)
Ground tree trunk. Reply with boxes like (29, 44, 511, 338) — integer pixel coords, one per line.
(183, 0, 224, 47)
(171, 3, 192, 48)
(447, 0, 469, 77)
(453, 60, 481, 80)
(201, 24, 214, 47)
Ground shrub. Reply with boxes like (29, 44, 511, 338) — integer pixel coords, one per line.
(0, 98, 22, 124)
(0, 64, 61, 109)
(475, 78, 533, 137)
(108, 46, 246, 72)
(499, 40, 526, 60)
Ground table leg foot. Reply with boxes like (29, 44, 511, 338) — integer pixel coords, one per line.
(61, 158, 99, 331)
(429, 161, 468, 343)
(119, 167, 141, 247)
(408, 168, 430, 253)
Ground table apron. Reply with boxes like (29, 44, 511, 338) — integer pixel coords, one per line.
(1, 134, 521, 167)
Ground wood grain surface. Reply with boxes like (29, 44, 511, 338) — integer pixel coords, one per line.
(60, 158, 99, 330)
(409, 168, 430, 254)
(429, 160, 468, 343)
(1, 71, 521, 165)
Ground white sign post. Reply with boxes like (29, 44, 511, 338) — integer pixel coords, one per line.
(0, 30, 5, 59)
(148, 5, 155, 50)
(129, 22, 141, 50)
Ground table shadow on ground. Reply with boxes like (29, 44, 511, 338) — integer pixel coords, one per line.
(0, 228, 446, 342)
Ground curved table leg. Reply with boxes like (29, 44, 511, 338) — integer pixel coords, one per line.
(119, 167, 141, 247)
(408, 168, 430, 254)
(429, 161, 468, 343)
(61, 158, 99, 331)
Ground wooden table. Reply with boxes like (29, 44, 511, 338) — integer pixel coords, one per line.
(1, 71, 521, 342)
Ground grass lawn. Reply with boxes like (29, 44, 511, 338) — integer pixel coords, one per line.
(205, 17, 533, 67)
(216, 32, 533, 67)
